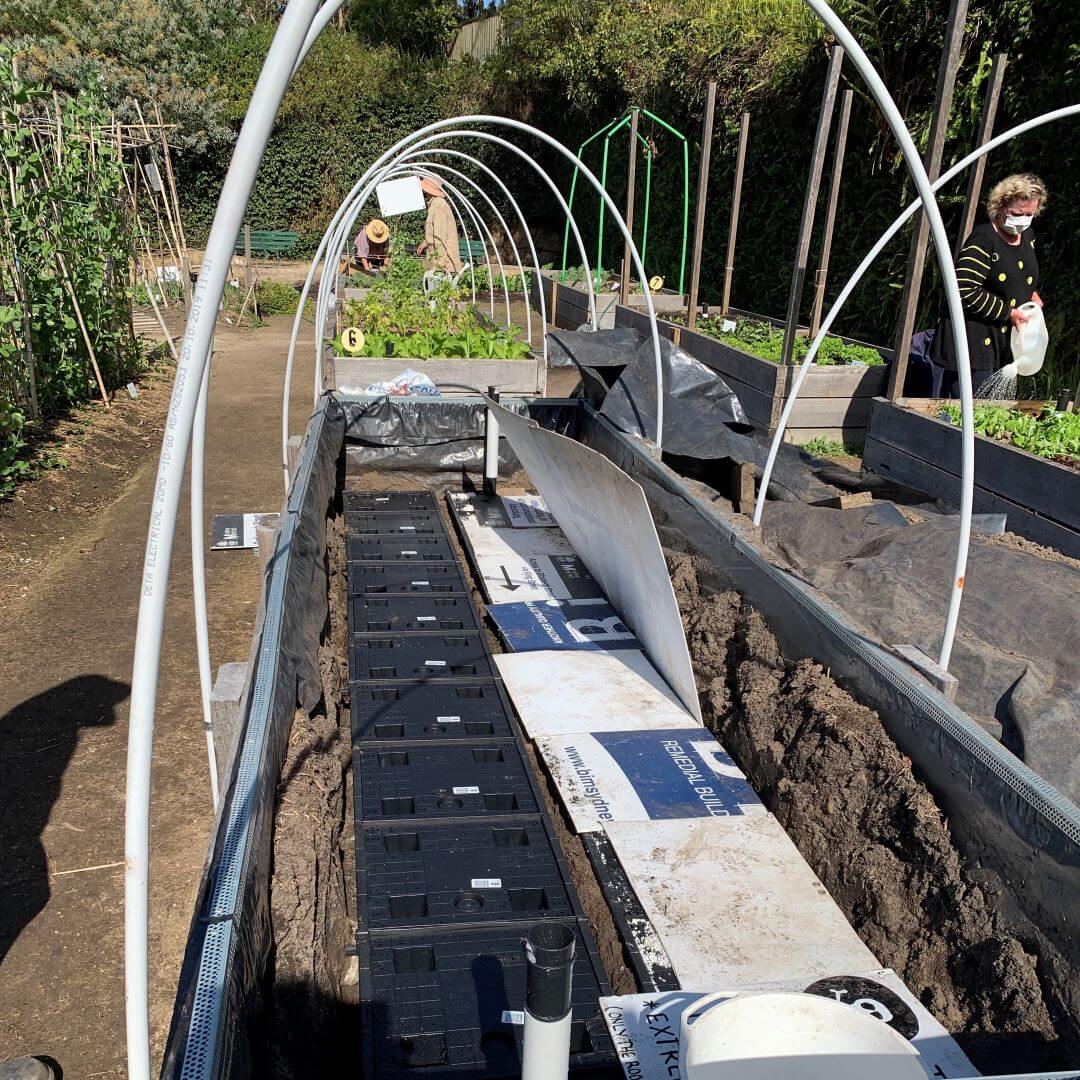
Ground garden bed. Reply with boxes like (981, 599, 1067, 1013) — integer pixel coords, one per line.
(332, 351, 546, 395)
(615, 304, 888, 444)
(863, 397, 1080, 558)
(532, 270, 685, 331)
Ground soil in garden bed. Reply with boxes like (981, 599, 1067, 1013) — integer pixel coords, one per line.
(663, 538, 1075, 1072)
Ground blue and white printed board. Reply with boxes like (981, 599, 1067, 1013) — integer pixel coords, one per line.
(448, 491, 558, 528)
(604, 816, 880, 990)
(494, 650, 696, 738)
(489, 600, 640, 653)
(535, 728, 765, 833)
(476, 553, 604, 604)
(600, 968, 977, 1080)
(458, 522, 573, 562)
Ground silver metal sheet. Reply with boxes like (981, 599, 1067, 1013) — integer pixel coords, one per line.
(494, 650, 695, 738)
(604, 817, 880, 990)
(488, 398, 701, 720)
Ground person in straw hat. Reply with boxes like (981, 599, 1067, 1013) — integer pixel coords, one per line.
(416, 177, 462, 275)
(354, 218, 391, 272)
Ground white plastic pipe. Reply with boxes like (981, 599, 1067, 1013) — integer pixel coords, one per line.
(291, 0, 344, 76)
(769, 0, 975, 671)
(484, 387, 500, 496)
(124, 2, 319, 1077)
(190, 355, 219, 809)
(756, 103, 1080, 529)
(282, 127, 601, 489)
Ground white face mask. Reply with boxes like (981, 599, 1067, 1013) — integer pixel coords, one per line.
(1002, 212, 1034, 235)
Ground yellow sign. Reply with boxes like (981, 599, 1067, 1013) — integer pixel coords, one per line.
(648, 275, 664, 292)
(341, 327, 366, 355)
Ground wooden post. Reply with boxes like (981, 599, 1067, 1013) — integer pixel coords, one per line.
(181, 253, 193, 315)
(810, 88, 854, 339)
(154, 103, 187, 253)
(780, 45, 844, 366)
(720, 111, 750, 318)
(687, 81, 718, 330)
(955, 52, 1008, 255)
(619, 108, 640, 307)
(887, 0, 969, 400)
(243, 223, 253, 297)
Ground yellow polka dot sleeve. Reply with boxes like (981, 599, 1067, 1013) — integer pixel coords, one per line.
(954, 242, 1007, 324)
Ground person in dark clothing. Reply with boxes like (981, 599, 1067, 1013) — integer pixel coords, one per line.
(931, 173, 1046, 397)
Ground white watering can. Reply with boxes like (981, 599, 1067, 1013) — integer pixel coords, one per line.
(681, 992, 925, 1080)
(1003, 301, 1049, 378)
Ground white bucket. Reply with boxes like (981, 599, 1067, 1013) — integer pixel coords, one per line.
(682, 992, 926, 1080)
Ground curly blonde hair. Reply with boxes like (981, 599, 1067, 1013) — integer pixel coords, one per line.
(986, 173, 1047, 219)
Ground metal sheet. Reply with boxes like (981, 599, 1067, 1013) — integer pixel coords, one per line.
(448, 491, 558, 528)
(600, 968, 975, 1080)
(488, 398, 701, 720)
(604, 817, 879, 990)
(494, 650, 695, 738)
(489, 600, 640, 653)
(536, 728, 765, 833)
(475, 553, 604, 604)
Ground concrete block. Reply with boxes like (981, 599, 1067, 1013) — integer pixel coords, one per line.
(286, 435, 303, 478)
(256, 513, 280, 579)
(211, 661, 249, 784)
(894, 644, 959, 702)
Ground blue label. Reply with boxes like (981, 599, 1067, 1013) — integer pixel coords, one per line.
(489, 600, 640, 652)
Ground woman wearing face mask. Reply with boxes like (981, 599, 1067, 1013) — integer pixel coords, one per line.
(930, 173, 1046, 396)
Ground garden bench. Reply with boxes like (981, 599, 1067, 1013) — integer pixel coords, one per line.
(235, 229, 298, 259)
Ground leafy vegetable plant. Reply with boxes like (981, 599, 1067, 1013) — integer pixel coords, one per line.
(941, 404, 1080, 469)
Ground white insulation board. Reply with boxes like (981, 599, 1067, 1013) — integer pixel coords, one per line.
(536, 727, 764, 833)
(604, 816, 880, 990)
(448, 491, 558, 528)
(458, 520, 573, 562)
(494, 650, 694, 737)
(475, 553, 604, 604)
(600, 969, 976, 1080)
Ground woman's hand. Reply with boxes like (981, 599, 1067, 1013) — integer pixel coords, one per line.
(1031, 290, 1044, 308)
(415, 243, 426, 256)
(1009, 306, 1030, 329)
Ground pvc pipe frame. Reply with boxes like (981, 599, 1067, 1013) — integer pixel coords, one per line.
(754, 101, 1080, 667)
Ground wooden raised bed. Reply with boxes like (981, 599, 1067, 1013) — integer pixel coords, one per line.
(531, 272, 685, 331)
(614, 304, 887, 443)
(331, 347, 546, 396)
(863, 397, 1080, 559)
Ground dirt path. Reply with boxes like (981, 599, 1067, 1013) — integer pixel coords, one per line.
(0, 315, 318, 1077)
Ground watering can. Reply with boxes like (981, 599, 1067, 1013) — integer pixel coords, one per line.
(1005, 301, 1048, 377)
(681, 992, 926, 1080)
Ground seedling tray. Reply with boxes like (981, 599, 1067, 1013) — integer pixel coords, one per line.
(351, 633, 495, 681)
(345, 510, 446, 536)
(359, 924, 613, 1080)
(348, 562, 468, 596)
(347, 534, 457, 563)
(350, 682, 516, 742)
(354, 740, 539, 822)
(358, 819, 576, 930)
(349, 594, 481, 635)
(345, 491, 439, 514)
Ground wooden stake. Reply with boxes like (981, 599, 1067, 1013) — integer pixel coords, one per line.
(619, 108, 641, 307)
(721, 111, 750, 318)
(244, 223, 253, 297)
(955, 52, 1008, 255)
(687, 81, 717, 330)
(810, 88, 853, 339)
(154, 102, 187, 253)
(887, 0, 969, 400)
(780, 45, 844, 366)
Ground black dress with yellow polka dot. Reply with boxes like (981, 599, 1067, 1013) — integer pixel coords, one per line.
(933, 221, 1039, 373)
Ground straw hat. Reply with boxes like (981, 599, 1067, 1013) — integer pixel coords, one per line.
(420, 177, 445, 199)
(365, 218, 389, 244)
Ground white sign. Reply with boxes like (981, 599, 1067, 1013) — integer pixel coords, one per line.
(376, 176, 425, 217)
(601, 971, 977, 1080)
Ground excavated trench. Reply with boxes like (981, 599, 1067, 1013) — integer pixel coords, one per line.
(258, 466, 1077, 1078)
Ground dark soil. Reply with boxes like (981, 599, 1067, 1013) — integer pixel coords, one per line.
(265, 513, 355, 1077)
(665, 546, 1068, 1071)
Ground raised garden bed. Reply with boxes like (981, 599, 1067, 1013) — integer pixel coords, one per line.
(863, 397, 1080, 558)
(532, 270, 685, 331)
(615, 303, 889, 444)
(331, 347, 546, 396)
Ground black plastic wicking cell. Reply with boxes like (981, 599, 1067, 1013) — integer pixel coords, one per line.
(347, 534, 458, 563)
(345, 510, 446, 535)
(358, 925, 614, 1079)
(349, 594, 481, 635)
(345, 491, 438, 514)
(350, 633, 495, 682)
(354, 740, 539, 822)
(357, 819, 578, 930)
(348, 562, 468, 596)
(350, 682, 516, 742)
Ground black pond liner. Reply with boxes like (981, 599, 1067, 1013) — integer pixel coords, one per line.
(162, 393, 1080, 1080)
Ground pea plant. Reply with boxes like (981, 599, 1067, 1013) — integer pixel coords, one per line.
(0, 51, 140, 495)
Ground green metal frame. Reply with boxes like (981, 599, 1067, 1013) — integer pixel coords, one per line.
(560, 108, 689, 294)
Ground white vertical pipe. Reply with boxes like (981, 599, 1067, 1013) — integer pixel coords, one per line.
(190, 355, 219, 809)
(484, 387, 500, 496)
(124, 3, 318, 1077)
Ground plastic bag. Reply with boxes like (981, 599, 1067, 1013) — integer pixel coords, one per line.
(347, 369, 441, 397)
(1007, 302, 1048, 376)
